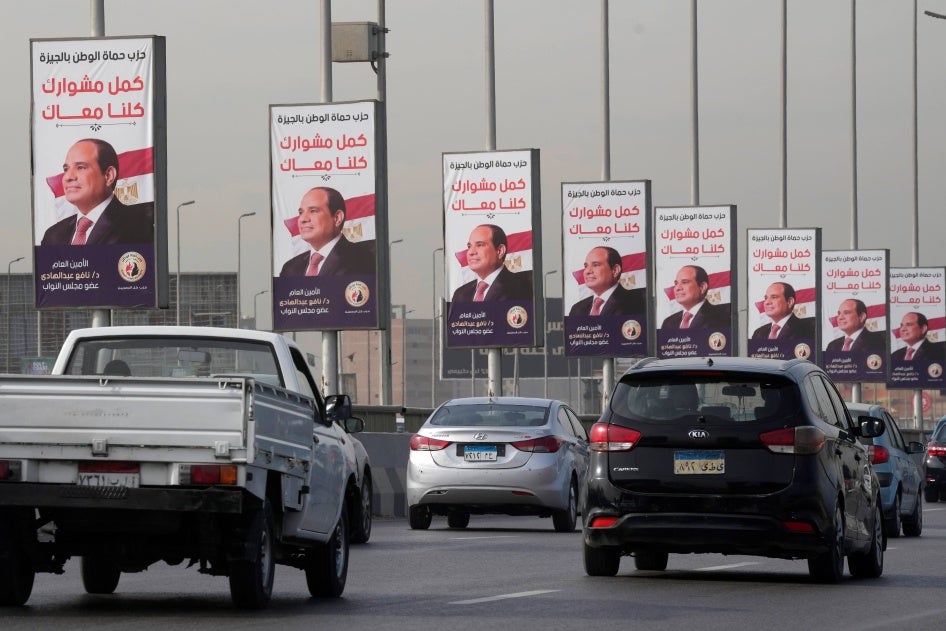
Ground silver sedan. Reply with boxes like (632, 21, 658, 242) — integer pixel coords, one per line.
(407, 397, 589, 532)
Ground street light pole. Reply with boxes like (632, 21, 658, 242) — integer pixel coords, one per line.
(6, 256, 24, 373)
(237, 211, 256, 328)
(544, 270, 557, 398)
(175, 200, 195, 326)
(381, 238, 403, 405)
(431, 247, 444, 407)
(253, 290, 269, 330)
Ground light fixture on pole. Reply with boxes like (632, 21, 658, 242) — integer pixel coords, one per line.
(543, 270, 558, 398)
(175, 200, 195, 326)
(431, 247, 444, 407)
(237, 211, 256, 328)
(6, 256, 25, 373)
(253, 290, 269, 330)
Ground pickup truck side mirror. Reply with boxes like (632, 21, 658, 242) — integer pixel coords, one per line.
(325, 394, 352, 422)
(345, 417, 365, 433)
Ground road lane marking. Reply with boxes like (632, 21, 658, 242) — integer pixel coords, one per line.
(450, 535, 519, 541)
(451, 589, 561, 605)
(695, 562, 760, 571)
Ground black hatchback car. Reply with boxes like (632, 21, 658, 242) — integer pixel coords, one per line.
(583, 356, 886, 582)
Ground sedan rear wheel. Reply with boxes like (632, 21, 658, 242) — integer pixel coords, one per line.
(583, 542, 620, 576)
(848, 501, 884, 578)
(808, 504, 845, 583)
(447, 512, 470, 529)
(924, 485, 939, 503)
(408, 504, 432, 530)
(552, 479, 578, 533)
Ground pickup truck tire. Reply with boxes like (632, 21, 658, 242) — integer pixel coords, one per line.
(351, 476, 372, 544)
(0, 541, 33, 606)
(228, 500, 276, 609)
(305, 500, 349, 598)
(81, 556, 121, 594)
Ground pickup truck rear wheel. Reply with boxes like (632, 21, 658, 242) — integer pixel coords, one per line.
(80, 555, 121, 594)
(305, 501, 349, 597)
(0, 543, 33, 606)
(228, 500, 276, 609)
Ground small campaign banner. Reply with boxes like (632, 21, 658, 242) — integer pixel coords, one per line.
(887, 267, 946, 389)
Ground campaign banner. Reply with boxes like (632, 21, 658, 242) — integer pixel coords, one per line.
(888, 267, 946, 389)
(270, 101, 384, 332)
(654, 206, 736, 358)
(562, 181, 650, 357)
(443, 149, 542, 349)
(31, 36, 167, 309)
(746, 228, 820, 362)
(821, 250, 889, 382)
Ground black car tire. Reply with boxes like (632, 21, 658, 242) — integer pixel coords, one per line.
(584, 542, 620, 577)
(848, 502, 884, 579)
(351, 475, 373, 544)
(902, 492, 923, 537)
(228, 500, 276, 609)
(447, 512, 470, 529)
(885, 492, 901, 538)
(0, 540, 34, 606)
(808, 504, 845, 583)
(408, 504, 432, 530)
(633, 549, 669, 571)
(924, 485, 939, 503)
(552, 479, 578, 533)
(305, 501, 349, 598)
(80, 555, 121, 594)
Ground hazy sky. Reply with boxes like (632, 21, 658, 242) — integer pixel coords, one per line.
(3, 0, 946, 335)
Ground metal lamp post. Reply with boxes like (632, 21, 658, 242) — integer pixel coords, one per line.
(6, 256, 24, 373)
(380, 238, 403, 405)
(253, 290, 269, 330)
(237, 212, 256, 328)
(175, 200, 195, 325)
(543, 270, 557, 398)
(431, 247, 444, 407)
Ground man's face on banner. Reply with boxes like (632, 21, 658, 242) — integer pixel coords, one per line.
(466, 225, 505, 279)
(900, 313, 927, 346)
(297, 188, 343, 250)
(583, 247, 620, 296)
(62, 140, 116, 214)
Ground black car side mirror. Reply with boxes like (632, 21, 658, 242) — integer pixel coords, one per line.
(857, 415, 885, 439)
(325, 394, 352, 422)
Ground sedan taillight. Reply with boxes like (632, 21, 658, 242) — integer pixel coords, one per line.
(589, 423, 641, 452)
(759, 426, 825, 455)
(928, 444, 946, 457)
(511, 436, 563, 453)
(410, 434, 451, 451)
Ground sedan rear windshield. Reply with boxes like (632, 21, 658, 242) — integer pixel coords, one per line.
(610, 373, 799, 423)
(428, 404, 549, 428)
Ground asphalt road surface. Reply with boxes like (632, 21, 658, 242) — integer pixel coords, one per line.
(6, 505, 946, 631)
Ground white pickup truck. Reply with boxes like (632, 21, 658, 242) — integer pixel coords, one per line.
(0, 326, 369, 609)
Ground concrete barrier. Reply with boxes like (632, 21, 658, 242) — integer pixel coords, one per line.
(358, 432, 412, 517)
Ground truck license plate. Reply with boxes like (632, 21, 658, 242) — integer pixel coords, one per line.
(77, 462, 141, 488)
(673, 450, 725, 475)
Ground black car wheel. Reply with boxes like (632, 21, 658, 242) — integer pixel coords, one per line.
(808, 504, 845, 583)
(0, 542, 34, 607)
(924, 485, 939, 503)
(305, 502, 349, 598)
(633, 549, 669, 571)
(552, 479, 578, 533)
(80, 555, 121, 594)
(447, 512, 470, 529)
(902, 491, 923, 537)
(584, 542, 620, 576)
(848, 502, 884, 579)
(228, 500, 276, 609)
(351, 476, 373, 544)
(408, 504, 432, 530)
(885, 492, 901, 538)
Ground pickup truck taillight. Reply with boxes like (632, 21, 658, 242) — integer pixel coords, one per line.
(0, 460, 21, 481)
(179, 464, 238, 485)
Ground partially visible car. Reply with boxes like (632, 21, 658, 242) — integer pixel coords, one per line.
(847, 402, 923, 537)
(583, 356, 886, 582)
(325, 395, 372, 543)
(924, 417, 946, 503)
(407, 397, 589, 532)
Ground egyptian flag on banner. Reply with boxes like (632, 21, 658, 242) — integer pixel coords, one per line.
(283, 193, 376, 256)
(46, 146, 154, 222)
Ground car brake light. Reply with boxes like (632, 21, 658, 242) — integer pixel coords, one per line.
(869, 445, 889, 465)
(180, 464, 238, 485)
(928, 444, 946, 457)
(759, 426, 825, 455)
(783, 520, 815, 533)
(511, 436, 563, 453)
(588, 515, 619, 528)
(589, 423, 641, 452)
(0, 460, 21, 481)
(410, 434, 451, 451)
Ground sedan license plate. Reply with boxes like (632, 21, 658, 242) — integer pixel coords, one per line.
(464, 445, 498, 462)
(674, 450, 725, 475)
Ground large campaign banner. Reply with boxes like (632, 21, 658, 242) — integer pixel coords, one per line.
(562, 181, 650, 357)
(821, 250, 889, 382)
(444, 149, 542, 349)
(888, 267, 946, 389)
(270, 101, 384, 332)
(746, 228, 820, 362)
(654, 206, 736, 358)
(31, 36, 167, 309)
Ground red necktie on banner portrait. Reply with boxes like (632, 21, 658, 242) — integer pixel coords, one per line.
(72, 216, 93, 245)
(473, 281, 488, 302)
(768, 324, 780, 339)
(905, 347, 915, 360)
(681, 311, 693, 329)
(842, 337, 854, 351)
(306, 252, 324, 276)
(590, 297, 604, 316)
